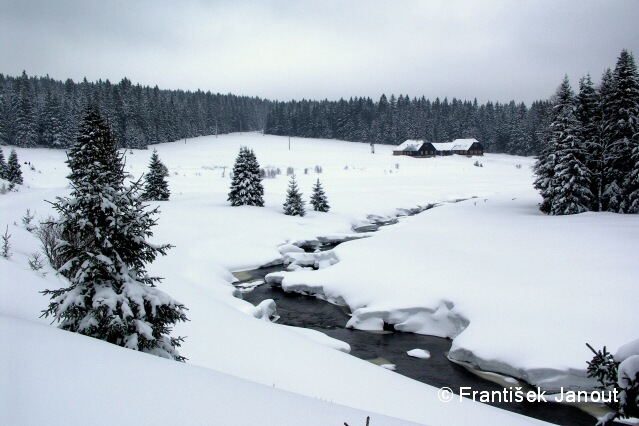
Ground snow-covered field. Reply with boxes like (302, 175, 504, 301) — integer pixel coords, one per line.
(2, 132, 637, 425)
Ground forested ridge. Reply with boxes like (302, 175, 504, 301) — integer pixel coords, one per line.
(0, 72, 270, 149)
(0, 71, 551, 154)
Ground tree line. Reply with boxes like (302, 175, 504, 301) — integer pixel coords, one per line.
(0, 72, 270, 149)
(265, 95, 552, 155)
(534, 49, 639, 215)
(0, 71, 554, 156)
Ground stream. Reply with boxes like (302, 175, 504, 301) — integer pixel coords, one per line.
(233, 205, 615, 426)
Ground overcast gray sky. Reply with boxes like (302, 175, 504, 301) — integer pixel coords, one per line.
(1, 0, 638, 104)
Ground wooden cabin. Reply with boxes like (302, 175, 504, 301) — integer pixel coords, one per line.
(432, 139, 484, 156)
(392, 140, 437, 157)
(450, 138, 484, 156)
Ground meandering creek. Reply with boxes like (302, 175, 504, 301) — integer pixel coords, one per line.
(234, 205, 615, 426)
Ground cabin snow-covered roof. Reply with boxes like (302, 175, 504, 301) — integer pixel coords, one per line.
(451, 138, 479, 150)
(395, 140, 427, 151)
(431, 139, 479, 151)
(431, 142, 455, 151)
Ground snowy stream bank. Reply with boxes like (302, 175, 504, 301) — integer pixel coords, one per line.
(233, 204, 616, 425)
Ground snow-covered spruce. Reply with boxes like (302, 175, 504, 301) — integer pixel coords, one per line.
(549, 76, 592, 215)
(576, 74, 603, 211)
(41, 105, 188, 361)
(587, 342, 639, 425)
(0, 148, 6, 180)
(535, 76, 592, 215)
(6, 149, 24, 189)
(310, 178, 330, 212)
(283, 174, 305, 216)
(142, 149, 170, 201)
(628, 144, 639, 213)
(227, 146, 264, 207)
(601, 50, 639, 213)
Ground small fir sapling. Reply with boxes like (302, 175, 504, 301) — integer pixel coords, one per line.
(310, 178, 330, 212)
(2, 225, 11, 259)
(6, 149, 24, 188)
(22, 208, 36, 232)
(28, 252, 45, 272)
(283, 174, 305, 216)
(142, 149, 170, 201)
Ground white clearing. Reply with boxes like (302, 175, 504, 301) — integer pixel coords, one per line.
(2, 132, 636, 425)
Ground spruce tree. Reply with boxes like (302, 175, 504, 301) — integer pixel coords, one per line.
(41, 105, 187, 361)
(602, 50, 639, 212)
(310, 178, 330, 212)
(576, 74, 603, 210)
(6, 148, 23, 187)
(628, 145, 639, 213)
(536, 76, 592, 215)
(13, 72, 38, 148)
(0, 148, 6, 180)
(142, 149, 170, 201)
(228, 146, 264, 206)
(283, 174, 305, 216)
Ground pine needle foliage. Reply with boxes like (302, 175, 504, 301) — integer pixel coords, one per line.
(6, 149, 23, 188)
(228, 146, 264, 207)
(0, 148, 7, 180)
(310, 178, 330, 212)
(283, 174, 305, 216)
(41, 105, 188, 361)
(142, 149, 170, 201)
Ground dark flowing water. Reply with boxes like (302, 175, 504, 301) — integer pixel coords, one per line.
(237, 266, 612, 426)
(234, 203, 617, 425)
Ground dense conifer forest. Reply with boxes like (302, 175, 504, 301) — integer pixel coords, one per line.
(0, 72, 270, 149)
(265, 96, 552, 155)
(0, 71, 551, 155)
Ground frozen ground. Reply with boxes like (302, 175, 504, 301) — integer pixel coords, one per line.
(1, 132, 636, 424)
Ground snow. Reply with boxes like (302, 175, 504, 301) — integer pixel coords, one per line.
(407, 349, 432, 359)
(395, 140, 427, 151)
(3, 132, 631, 424)
(616, 338, 639, 362)
(618, 356, 639, 389)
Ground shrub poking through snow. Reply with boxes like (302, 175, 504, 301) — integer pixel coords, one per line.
(228, 146, 264, 207)
(142, 149, 170, 201)
(35, 216, 70, 274)
(41, 105, 188, 361)
(310, 178, 330, 212)
(28, 252, 45, 272)
(587, 343, 639, 424)
(22, 208, 36, 232)
(283, 174, 305, 216)
(1, 225, 11, 259)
